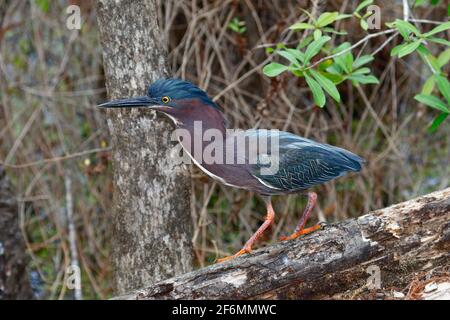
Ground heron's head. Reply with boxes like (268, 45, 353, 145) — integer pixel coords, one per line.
(98, 78, 221, 125)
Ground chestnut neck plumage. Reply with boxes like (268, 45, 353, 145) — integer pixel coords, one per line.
(163, 98, 227, 145)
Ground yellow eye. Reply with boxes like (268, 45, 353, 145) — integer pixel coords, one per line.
(161, 96, 170, 104)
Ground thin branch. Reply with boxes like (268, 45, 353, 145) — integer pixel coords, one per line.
(0, 147, 111, 169)
(371, 32, 399, 56)
(402, 0, 410, 21)
(306, 29, 397, 70)
(64, 174, 83, 300)
(409, 18, 442, 25)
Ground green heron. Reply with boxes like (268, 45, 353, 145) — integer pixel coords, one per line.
(98, 78, 364, 262)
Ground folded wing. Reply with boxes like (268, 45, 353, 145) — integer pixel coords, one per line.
(250, 131, 364, 192)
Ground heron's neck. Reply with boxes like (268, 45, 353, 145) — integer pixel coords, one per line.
(169, 102, 228, 162)
(174, 103, 227, 136)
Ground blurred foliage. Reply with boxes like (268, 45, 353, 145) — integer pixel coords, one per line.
(263, 3, 450, 131)
(0, 0, 449, 299)
(228, 17, 247, 34)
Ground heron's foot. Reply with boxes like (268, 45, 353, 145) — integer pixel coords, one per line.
(279, 223, 322, 241)
(216, 245, 252, 263)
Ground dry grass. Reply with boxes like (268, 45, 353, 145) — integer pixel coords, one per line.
(0, 0, 448, 298)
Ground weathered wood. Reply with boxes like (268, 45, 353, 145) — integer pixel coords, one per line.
(96, 0, 193, 295)
(115, 188, 450, 300)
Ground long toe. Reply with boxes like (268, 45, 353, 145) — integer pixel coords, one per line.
(216, 247, 252, 263)
(279, 223, 322, 241)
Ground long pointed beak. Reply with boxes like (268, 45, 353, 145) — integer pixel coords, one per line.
(97, 96, 158, 109)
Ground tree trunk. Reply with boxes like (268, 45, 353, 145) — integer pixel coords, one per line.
(114, 188, 450, 300)
(95, 0, 193, 295)
(0, 166, 33, 300)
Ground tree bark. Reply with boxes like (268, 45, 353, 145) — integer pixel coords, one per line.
(0, 166, 33, 300)
(114, 188, 450, 300)
(95, 0, 193, 295)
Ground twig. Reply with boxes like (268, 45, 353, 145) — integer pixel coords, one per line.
(402, 0, 410, 21)
(64, 174, 82, 300)
(371, 31, 399, 56)
(0, 147, 111, 169)
(409, 18, 442, 25)
(306, 29, 397, 70)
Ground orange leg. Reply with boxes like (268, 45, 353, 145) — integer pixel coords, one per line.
(280, 191, 321, 241)
(217, 197, 275, 263)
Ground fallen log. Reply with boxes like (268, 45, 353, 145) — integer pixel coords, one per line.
(115, 188, 450, 300)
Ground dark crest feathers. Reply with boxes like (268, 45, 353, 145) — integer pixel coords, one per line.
(148, 78, 220, 110)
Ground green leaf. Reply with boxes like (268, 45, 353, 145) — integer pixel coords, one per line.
(310, 69, 341, 102)
(228, 18, 246, 34)
(355, 0, 373, 13)
(414, 0, 427, 7)
(327, 64, 343, 75)
(421, 76, 435, 95)
(333, 42, 353, 73)
(277, 50, 301, 66)
(314, 29, 322, 40)
(263, 63, 288, 77)
(416, 44, 431, 56)
(437, 48, 450, 67)
(396, 26, 411, 40)
(289, 22, 315, 30)
(284, 48, 305, 64)
(334, 59, 351, 74)
(316, 12, 339, 28)
(428, 113, 449, 133)
(351, 67, 371, 75)
(429, 55, 441, 72)
(423, 21, 450, 37)
(344, 51, 354, 72)
(391, 43, 408, 56)
(428, 37, 450, 47)
(414, 94, 450, 113)
(35, 0, 50, 12)
(291, 69, 304, 77)
(353, 55, 374, 69)
(317, 59, 334, 71)
(322, 27, 348, 35)
(349, 74, 379, 84)
(418, 50, 441, 72)
(305, 73, 326, 107)
(320, 71, 344, 83)
(336, 14, 353, 21)
(298, 35, 314, 49)
(435, 74, 450, 104)
(398, 40, 422, 58)
(395, 20, 421, 37)
(385, 21, 396, 28)
(304, 36, 331, 63)
(360, 19, 369, 31)
(228, 24, 239, 33)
